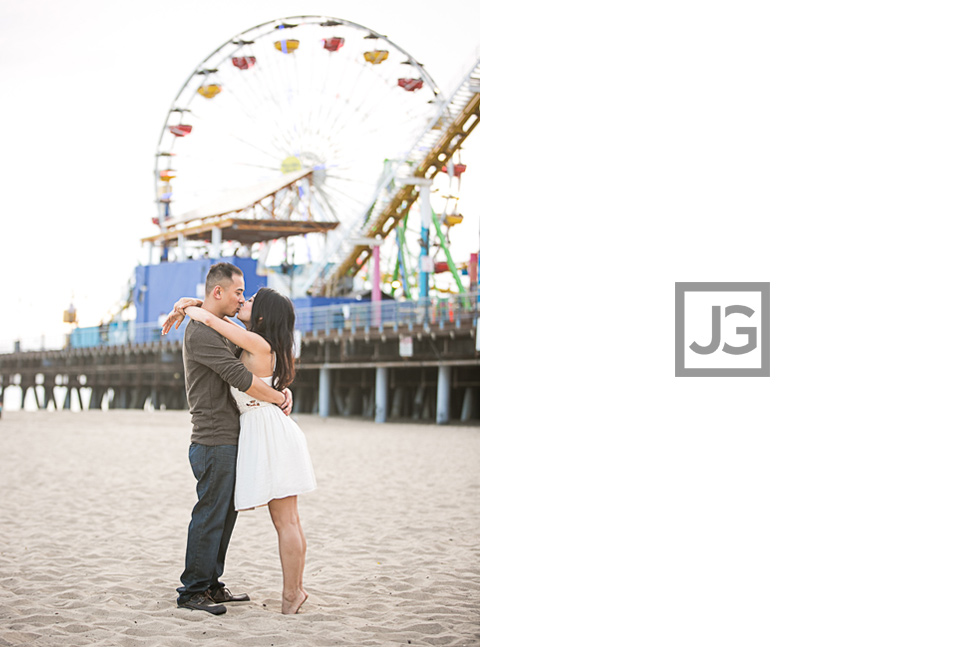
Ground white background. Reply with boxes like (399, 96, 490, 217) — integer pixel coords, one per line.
(486, 1, 970, 645)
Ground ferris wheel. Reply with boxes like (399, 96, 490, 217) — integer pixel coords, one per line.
(153, 16, 448, 269)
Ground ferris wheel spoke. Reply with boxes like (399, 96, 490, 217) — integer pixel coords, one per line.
(249, 32, 295, 105)
(311, 41, 360, 136)
(326, 88, 431, 154)
(321, 69, 385, 142)
(308, 43, 347, 151)
(182, 87, 294, 160)
(270, 37, 318, 156)
(332, 198, 369, 223)
(232, 58, 290, 133)
(317, 195, 350, 223)
(318, 60, 368, 142)
(185, 116, 285, 162)
(217, 82, 296, 151)
(310, 191, 337, 221)
(292, 35, 332, 157)
(326, 114, 413, 158)
(318, 190, 366, 220)
(217, 93, 300, 160)
(314, 188, 350, 223)
(307, 28, 355, 132)
(317, 175, 372, 204)
(177, 154, 281, 174)
(184, 121, 290, 170)
(236, 52, 302, 156)
(318, 172, 380, 186)
(261, 73, 301, 153)
(176, 145, 280, 170)
(231, 67, 300, 156)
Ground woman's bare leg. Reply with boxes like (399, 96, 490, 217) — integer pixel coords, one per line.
(268, 495, 308, 614)
(298, 521, 308, 599)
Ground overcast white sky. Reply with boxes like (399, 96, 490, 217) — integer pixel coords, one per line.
(0, 0, 479, 350)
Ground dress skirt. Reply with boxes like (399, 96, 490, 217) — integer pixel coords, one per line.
(235, 405, 317, 511)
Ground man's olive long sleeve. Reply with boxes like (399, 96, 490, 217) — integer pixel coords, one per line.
(183, 319, 254, 446)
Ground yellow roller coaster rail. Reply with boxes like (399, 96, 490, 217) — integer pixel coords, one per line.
(317, 58, 480, 297)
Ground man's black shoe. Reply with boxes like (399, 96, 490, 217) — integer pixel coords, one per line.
(177, 593, 227, 615)
(209, 587, 250, 603)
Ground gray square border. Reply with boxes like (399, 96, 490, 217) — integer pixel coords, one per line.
(675, 282, 770, 377)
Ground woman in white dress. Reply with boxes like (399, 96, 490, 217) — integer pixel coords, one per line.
(182, 287, 315, 615)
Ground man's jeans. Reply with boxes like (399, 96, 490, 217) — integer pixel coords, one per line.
(177, 443, 238, 604)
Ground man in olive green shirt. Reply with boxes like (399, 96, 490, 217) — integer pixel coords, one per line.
(164, 262, 292, 615)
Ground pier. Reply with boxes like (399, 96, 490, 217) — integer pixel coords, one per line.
(0, 297, 480, 424)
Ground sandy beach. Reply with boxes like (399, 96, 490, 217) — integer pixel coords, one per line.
(0, 410, 479, 647)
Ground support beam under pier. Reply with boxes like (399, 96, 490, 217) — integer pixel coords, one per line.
(436, 365, 451, 425)
(318, 368, 331, 418)
(375, 367, 388, 424)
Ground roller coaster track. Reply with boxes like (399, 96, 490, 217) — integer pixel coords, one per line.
(311, 57, 481, 297)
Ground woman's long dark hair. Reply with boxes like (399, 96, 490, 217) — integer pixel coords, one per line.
(247, 287, 296, 390)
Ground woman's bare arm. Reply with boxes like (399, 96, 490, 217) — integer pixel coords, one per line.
(246, 378, 292, 414)
(184, 306, 271, 356)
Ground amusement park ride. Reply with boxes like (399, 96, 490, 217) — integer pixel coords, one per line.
(103, 15, 480, 338)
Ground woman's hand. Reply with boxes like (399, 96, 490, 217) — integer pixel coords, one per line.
(161, 310, 184, 335)
(161, 297, 204, 335)
(279, 388, 293, 416)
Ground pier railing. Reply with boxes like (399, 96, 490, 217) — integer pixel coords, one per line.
(296, 292, 480, 337)
(0, 291, 481, 353)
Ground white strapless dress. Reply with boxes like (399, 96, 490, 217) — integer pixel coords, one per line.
(230, 376, 317, 511)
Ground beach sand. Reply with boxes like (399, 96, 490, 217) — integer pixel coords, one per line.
(0, 410, 479, 646)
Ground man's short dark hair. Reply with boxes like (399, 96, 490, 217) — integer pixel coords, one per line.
(205, 262, 243, 295)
